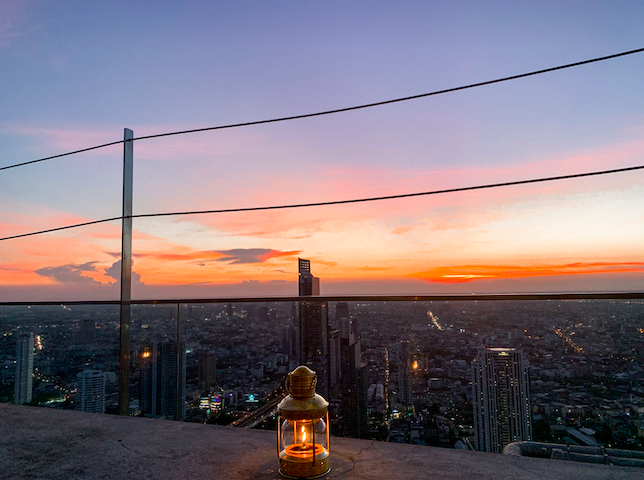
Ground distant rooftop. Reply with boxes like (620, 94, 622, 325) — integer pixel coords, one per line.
(0, 404, 637, 480)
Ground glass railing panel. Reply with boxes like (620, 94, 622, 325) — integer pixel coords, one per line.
(2, 298, 644, 454)
(129, 303, 181, 418)
(179, 301, 296, 427)
(0, 303, 120, 412)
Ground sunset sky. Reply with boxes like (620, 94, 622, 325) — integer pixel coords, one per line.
(1, 1, 643, 301)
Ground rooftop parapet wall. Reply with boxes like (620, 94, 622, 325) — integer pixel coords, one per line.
(0, 404, 638, 480)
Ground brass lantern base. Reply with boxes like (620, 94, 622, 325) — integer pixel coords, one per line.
(279, 455, 330, 479)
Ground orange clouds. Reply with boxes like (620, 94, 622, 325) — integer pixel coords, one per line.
(2, 124, 643, 298)
(138, 250, 227, 262)
(124, 245, 302, 285)
(165, 136, 644, 244)
(412, 262, 644, 283)
(256, 249, 301, 263)
(132, 247, 300, 265)
(0, 211, 92, 239)
(391, 226, 413, 235)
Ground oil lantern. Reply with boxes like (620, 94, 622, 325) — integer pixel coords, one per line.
(278, 366, 330, 479)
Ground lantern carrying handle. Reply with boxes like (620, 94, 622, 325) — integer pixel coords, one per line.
(285, 374, 291, 395)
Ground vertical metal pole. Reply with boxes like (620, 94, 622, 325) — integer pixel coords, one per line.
(118, 128, 134, 416)
(312, 421, 316, 465)
(176, 303, 182, 421)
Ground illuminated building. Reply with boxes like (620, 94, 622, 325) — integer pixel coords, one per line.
(399, 341, 413, 406)
(390, 340, 413, 407)
(200, 393, 223, 414)
(139, 342, 158, 416)
(472, 348, 532, 453)
(14, 333, 34, 405)
(138, 339, 186, 420)
(297, 258, 330, 399)
(76, 369, 106, 414)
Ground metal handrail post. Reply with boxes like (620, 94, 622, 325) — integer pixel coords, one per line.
(176, 303, 182, 420)
(118, 128, 134, 416)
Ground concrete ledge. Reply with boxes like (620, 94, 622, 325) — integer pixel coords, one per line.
(0, 404, 638, 480)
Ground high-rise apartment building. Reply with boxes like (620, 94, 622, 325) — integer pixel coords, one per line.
(398, 341, 413, 406)
(297, 258, 330, 399)
(160, 339, 186, 420)
(139, 342, 158, 416)
(337, 302, 354, 340)
(388, 341, 413, 407)
(336, 302, 349, 322)
(339, 331, 365, 437)
(198, 352, 217, 392)
(76, 369, 106, 414)
(472, 347, 532, 453)
(14, 333, 34, 405)
(329, 328, 341, 389)
(138, 339, 186, 420)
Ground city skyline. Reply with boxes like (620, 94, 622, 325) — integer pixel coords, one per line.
(2, 296, 644, 452)
(1, 2, 644, 300)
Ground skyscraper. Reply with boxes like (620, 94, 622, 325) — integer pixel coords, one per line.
(298, 258, 330, 399)
(336, 302, 349, 322)
(139, 342, 158, 416)
(328, 328, 341, 389)
(14, 333, 34, 405)
(160, 339, 186, 421)
(339, 331, 365, 437)
(138, 339, 186, 420)
(76, 369, 106, 414)
(398, 341, 413, 406)
(388, 341, 412, 407)
(472, 348, 532, 453)
(298, 258, 319, 296)
(198, 351, 217, 392)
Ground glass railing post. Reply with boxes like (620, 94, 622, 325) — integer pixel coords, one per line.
(118, 128, 134, 416)
(176, 302, 182, 421)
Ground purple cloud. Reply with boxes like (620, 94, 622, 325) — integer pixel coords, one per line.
(105, 260, 144, 285)
(216, 248, 300, 264)
(35, 262, 101, 285)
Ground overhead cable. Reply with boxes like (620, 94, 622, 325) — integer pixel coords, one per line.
(0, 141, 123, 172)
(1, 163, 642, 242)
(1, 47, 643, 172)
(132, 47, 644, 142)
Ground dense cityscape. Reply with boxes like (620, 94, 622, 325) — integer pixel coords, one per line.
(2, 262, 644, 456)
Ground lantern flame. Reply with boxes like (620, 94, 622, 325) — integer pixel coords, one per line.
(301, 425, 307, 443)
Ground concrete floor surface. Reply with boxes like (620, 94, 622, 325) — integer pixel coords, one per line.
(1, 404, 641, 480)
